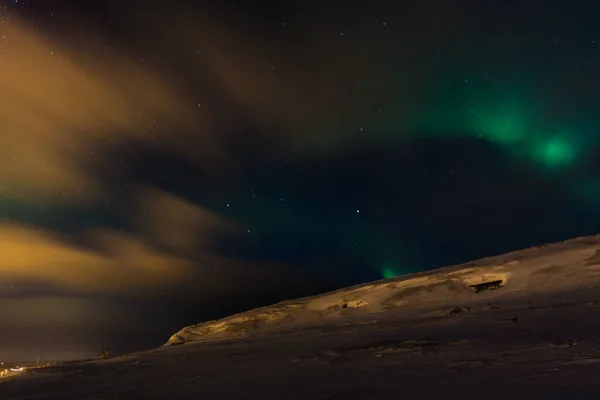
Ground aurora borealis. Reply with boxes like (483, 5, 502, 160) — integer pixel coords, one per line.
(2, 0, 600, 360)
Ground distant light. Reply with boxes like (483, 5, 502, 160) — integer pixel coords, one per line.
(356, 209, 360, 213)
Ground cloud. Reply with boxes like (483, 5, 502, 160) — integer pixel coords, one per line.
(135, 187, 238, 255)
(131, 188, 309, 295)
(0, 8, 398, 207)
(0, 222, 193, 294)
(0, 17, 216, 204)
(0, 187, 242, 294)
(0, 187, 304, 297)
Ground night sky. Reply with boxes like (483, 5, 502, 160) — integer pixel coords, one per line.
(2, 0, 600, 361)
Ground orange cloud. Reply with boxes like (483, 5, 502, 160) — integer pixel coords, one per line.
(0, 189, 262, 295)
(133, 187, 237, 254)
(0, 17, 216, 204)
(0, 8, 395, 206)
(0, 222, 192, 293)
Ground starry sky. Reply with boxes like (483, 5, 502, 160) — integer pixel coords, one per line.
(2, 0, 600, 361)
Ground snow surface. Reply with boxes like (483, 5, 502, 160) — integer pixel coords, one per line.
(2, 235, 600, 399)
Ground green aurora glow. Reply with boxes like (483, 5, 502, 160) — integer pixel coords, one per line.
(381, 265, 401, 279)
(406, 85, 585, 170)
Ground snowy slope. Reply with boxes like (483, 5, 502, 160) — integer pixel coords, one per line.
(2, 235, 600, 399)
(166, 234, 600, 344)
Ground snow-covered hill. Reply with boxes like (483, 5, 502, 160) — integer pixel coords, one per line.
(167, 234, 600, 345)
(3, 235, 600, 399)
